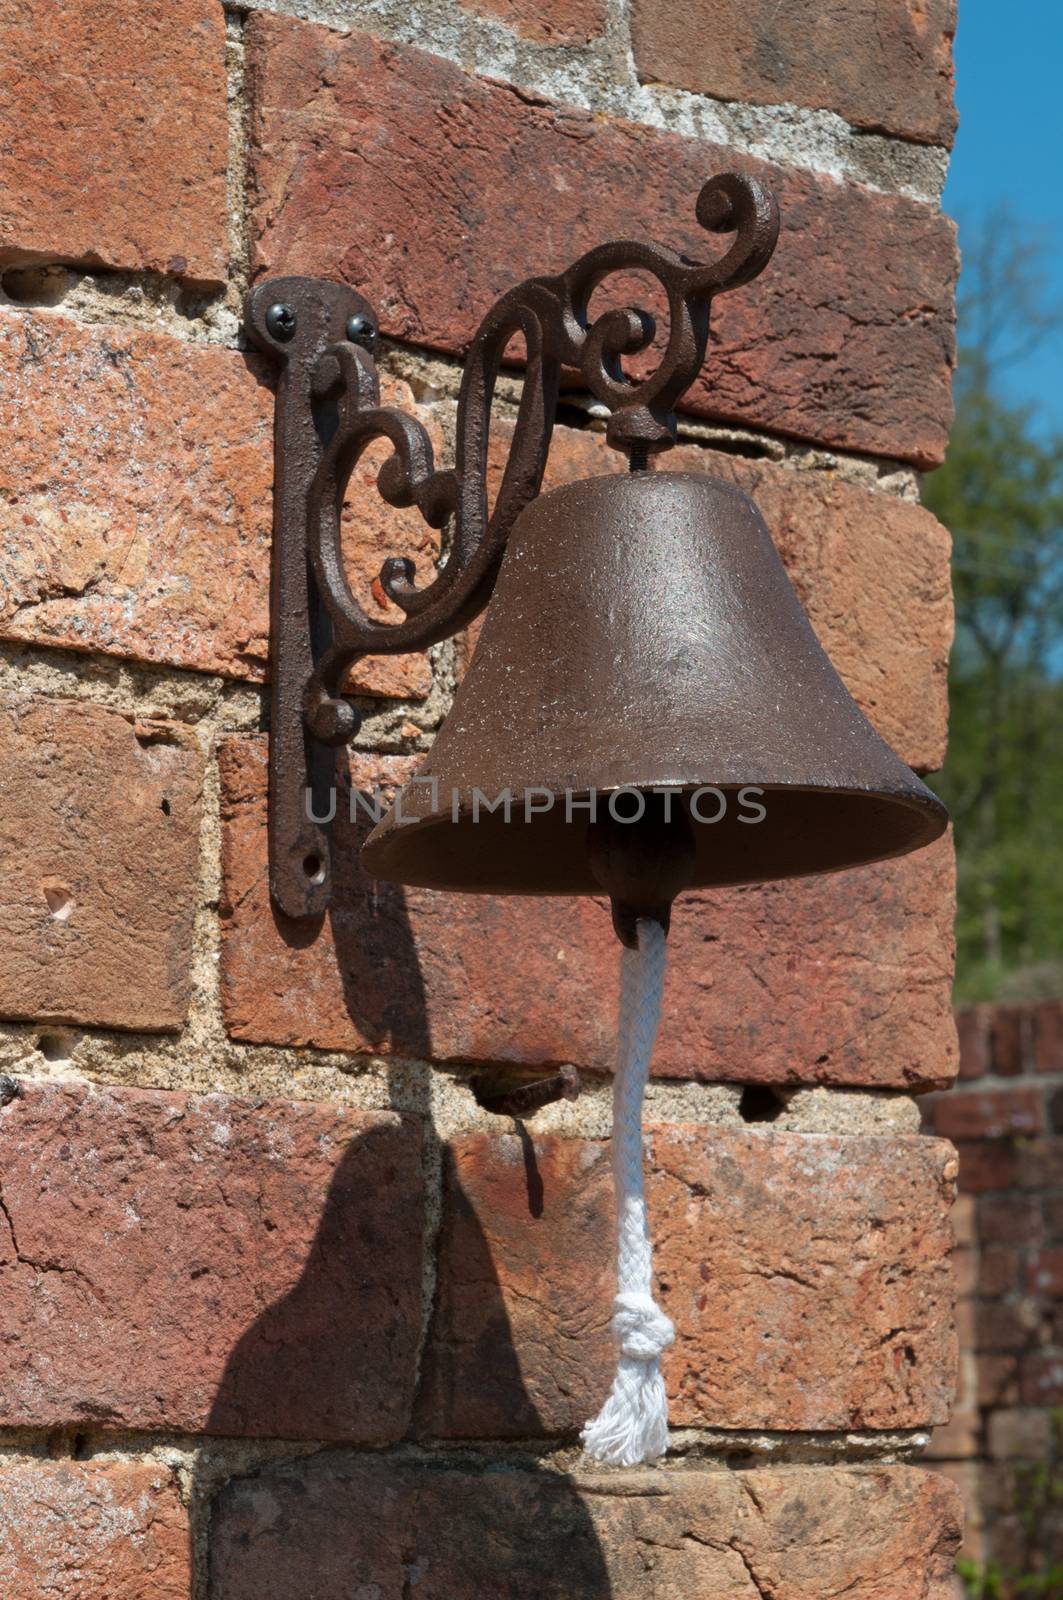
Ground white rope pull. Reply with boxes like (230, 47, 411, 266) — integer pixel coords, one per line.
(581, 917, 673, 1467)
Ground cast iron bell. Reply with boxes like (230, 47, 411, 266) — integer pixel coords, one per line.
(362, 470, 947, 939)
(248, 170, 947, 938)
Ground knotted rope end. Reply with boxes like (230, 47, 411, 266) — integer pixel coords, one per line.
(581, 1289, 675, 1467)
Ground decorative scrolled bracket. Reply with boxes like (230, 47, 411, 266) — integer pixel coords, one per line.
(246, 172, 779, 920)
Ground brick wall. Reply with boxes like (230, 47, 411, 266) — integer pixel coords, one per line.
(0, 2, 961, 1596)
(924, 1003, 1063, 1574)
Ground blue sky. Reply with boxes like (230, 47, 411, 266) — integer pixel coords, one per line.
(943, 0, 1063, 433)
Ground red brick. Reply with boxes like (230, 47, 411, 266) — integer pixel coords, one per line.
(1025, 1249, 1063, 1296)
(978, 1194, 1043, 1247)
(0, 0, 227, 284)
(974, 1300, 1037, 1354)
(953, 1247, 976, 1298)
(481, 422, 951, 770)
(414, 1128, 956, 1436)
(976, 1355, 1018, 1407)
(952, 1139, 1019, 1193)
(981, 1248, 1020, 1298)
(1016, 1138, 1063, 1190)
(989, 1006, 1027, 1076)
(247, 19, 958, 467)
(631, 0, 956, 146)
(952, 1193, 976, 1248)
(0, 1458, 190, 1599)
(1035, 1001, 1063, 1073)
(210, 1456, 962, 1600)
(987, 1407, 1054, 1460)
(1019, 1354, 1063, 1407)
(926, 1406, 979, 1460)
(0, 1079, 423, 1438)
(457, 0, 605, 43)
(1045, 1196, 1063, 1241)
(956, 1007, 990, 1080)
(219, 738, 957, 1088)
(933, 1089, 1043, 1142)
(0, 696, 201, 1032)
(0, 310, 437, 701)
(930, 1461, 983, 1561)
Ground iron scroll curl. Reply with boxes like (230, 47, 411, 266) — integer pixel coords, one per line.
(296, 172, 779, 741)
(244, 171, 778, 916)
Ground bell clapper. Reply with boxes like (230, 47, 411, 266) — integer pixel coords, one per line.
(581, 797, 691, 1465)
(587, 795, 696, 951)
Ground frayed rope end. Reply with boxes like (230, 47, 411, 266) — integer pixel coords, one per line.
(581, 1290, 675, 1467)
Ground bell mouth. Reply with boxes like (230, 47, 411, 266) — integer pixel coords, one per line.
(361, 780, 948, 896)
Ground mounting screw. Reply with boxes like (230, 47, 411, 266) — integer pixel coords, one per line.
(265, 302, 297, 342)
(346, 313, 378, 352)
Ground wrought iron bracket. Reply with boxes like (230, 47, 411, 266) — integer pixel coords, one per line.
(245, 172, 779, 920)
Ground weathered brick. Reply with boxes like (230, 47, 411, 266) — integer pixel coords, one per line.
(219, 738, 957, 1088)
(989, 1006, 1027, 1076)
(981, 1247, 1020, 1298)
(415, 1127, 957, 1436)
(956, 1006, 991, 1080)
(976, 1354, 1019, 1407)
(1035, 1001, 1063, 1073)
(0, 696, 201, 1032)
(0, 310, 436, 700)
(974, 1300, 1037, 1354)
(978, 1194, 1043, 1247)
(952, 1193, 976, 1248)
(1046, 1196, 1063, 1241)
(953, 1246, 976, 1298)
(932, 1089, 1043, 1142)
(1019, 1354, 1063, 1407)
(1015, 1138, 1063, 1191)
(457, 0, 605, 43)
(630, 0, 956, 146)
(0, 1458, 190, 1599)
(209, 1456, 962, 1600)
(930, 1461, 984, 1560)
(0, 0, 227, 283)
(247, 18, 957, 467)
(950, 1139, 1019, 1194)
(986, 1414, 1050, 1465)
(926, 1406, 979, 1460)
(478, 421, 951, 769)
(1024, 1249, 1063, 1296)
(0, 1080, 423, 1438)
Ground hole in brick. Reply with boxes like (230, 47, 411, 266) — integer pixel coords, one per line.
(37, 1031, 75, 1064)
(738, 1085, 786, 1124)
(1, 263, 76, 306)
(71, 1433, 90, 1461)
(42, 881, 74, 921)
(303, 852, 325, 884)
(160, 797, 171, 816)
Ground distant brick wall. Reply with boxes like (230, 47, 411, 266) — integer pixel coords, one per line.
(0, 1, 960, 1595)
(924, 1003, 1063, 1572)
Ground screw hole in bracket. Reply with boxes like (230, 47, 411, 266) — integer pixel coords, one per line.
(302, 853, 326, 885)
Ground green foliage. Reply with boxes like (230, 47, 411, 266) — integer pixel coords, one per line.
(957, 1559, 1005, 1599)
(923, 222, 1063, 1002)
(957, 1410, 1063, 1595)
(959, 1556, 1063, 1597)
